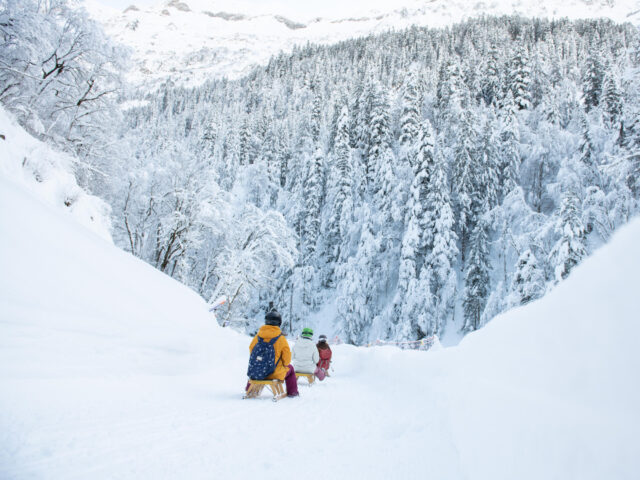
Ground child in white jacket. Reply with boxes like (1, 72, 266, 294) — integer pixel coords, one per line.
(293, 328, 319, 374)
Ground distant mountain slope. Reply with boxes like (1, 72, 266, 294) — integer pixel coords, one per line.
(85, 0, 640, 85)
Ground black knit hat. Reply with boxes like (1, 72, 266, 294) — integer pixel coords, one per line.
(265, 310, 282, 326)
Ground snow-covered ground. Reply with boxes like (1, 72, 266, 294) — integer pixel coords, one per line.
(0, 108, 111, 241)
(1, 105, 640, 478)
(85, 0, 640, 85)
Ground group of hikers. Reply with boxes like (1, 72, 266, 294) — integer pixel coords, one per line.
(246, 309, 332, 398)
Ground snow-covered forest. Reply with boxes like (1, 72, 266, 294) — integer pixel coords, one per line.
(2, 0, 639, 343)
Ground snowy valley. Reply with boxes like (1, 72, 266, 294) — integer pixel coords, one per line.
(2, 1, 639, 343)
(110, 16, 640, 344)
(1, 0, 640, 477)
(1, 106, 639, 478)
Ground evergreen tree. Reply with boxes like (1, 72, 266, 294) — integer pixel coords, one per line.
(369, 85, 398, 226)
(260, 128, 283, 207)
(352, 77, 376, 160)
(578, 113, 601, 188)
(393, 120, 435, 333)
(601, 70, 622, 129)
(437, 60, 466, 127)
(624, 116, 640, 198)
(621, 36, 640, 198)
(435, 60, 451, 111)
(238, 118, 252, 166)
(499, 90, 521, 196)
(452, 106, 479, 264)
(326, 105, 354, 266)
(399, 65, 422, 147)
(550, 191, 587, 282)
(582, 50, 604, 112)
(426, 148, 459, 333)
(348, 77, 366, 149)
(338, 211, 377, 344)
(481, 44, 502, 107)
(507, 44, 532, 110)
(509, 249, 545, 306)
(302, 146, 325, 263)
(463, 222, 491, 332)
(311, 93, 323, 143)
(477, 111, 501, 210)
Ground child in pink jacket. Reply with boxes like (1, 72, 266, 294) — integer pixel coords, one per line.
(315, 334, 332, 380)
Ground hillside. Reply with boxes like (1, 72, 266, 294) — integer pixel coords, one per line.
(113, 16, 640, 342)
(85, 0, 640, 85)
(1, 107, 639, 478)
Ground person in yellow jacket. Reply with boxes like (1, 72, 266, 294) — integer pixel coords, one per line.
(248, 310, 299, 397)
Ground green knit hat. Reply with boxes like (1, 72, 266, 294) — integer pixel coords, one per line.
(301, 327, 314, 339)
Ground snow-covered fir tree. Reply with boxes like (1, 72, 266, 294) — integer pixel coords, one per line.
(324, 105, 354, 271)
(399, 65, 423, 148)
(393, 120, 436, 338)
(424, 146, 459, 335)
(507, 43, 532, 110)
(463, 222, 491, 332)
(481, 44, 502, 107)
(550, 191, 587, 282)
(499, 90, 521, 196)
(582, 49, 604, 112)
(508, 249, 546, 306)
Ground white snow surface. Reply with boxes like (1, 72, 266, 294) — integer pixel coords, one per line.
(0, 107, 112, 242)
(1, 164, 640, 477)
(84, 0, 640, 85)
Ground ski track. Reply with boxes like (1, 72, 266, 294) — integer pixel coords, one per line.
(3, 408, 243, 475)
(1, 365, 463, 479)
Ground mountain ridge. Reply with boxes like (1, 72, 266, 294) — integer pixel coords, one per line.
(84, 0, 640, 86)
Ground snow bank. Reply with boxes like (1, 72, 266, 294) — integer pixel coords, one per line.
(1, 154, 639, 478)
(359, 215, 640, 478)
(0, 172, 248, 477)
(0, 107, 112, 241)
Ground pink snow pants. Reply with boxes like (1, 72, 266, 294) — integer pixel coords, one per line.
(284, 364, 299, 396)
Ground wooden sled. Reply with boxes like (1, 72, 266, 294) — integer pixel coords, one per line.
(243, 379, 287, 402)
(295, 372, 315, 385)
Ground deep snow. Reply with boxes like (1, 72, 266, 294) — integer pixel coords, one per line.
(0, 108, 111, 241)
(1, 116, 640, 478)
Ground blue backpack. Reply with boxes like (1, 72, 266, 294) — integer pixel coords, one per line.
(247, 335, 282, 380)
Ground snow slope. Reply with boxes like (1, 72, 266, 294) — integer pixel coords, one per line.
(1, 158, 640, 477)
(85, 0, 640, 85)
(0, 108, 112, 242)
